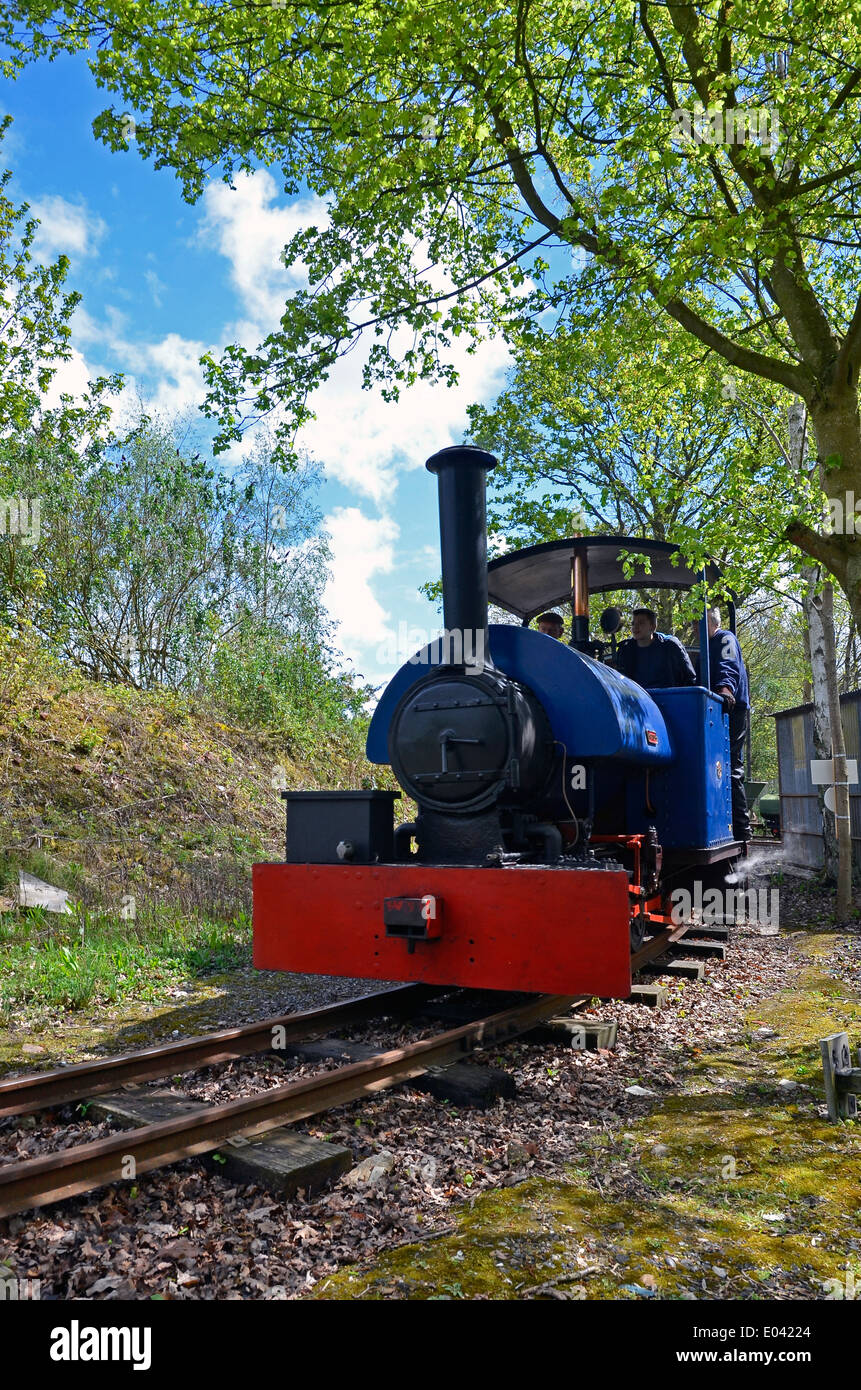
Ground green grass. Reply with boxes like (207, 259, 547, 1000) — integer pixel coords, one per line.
(0, 902, 251, 1018)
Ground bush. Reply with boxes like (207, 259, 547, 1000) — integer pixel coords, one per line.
(209, 621, 371, 750)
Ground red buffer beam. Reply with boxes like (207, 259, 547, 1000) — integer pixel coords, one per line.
(253, 863, 633, 998)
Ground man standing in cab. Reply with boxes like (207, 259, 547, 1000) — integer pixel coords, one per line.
(707, 608, 751, 844)
(614, 607, 697, 689)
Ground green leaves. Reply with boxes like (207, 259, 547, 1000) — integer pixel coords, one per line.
(4, 0, 861, 622)
(0, 411, 338, 707)
(0, 121, 94, 436)
(474, 295, 812, 640)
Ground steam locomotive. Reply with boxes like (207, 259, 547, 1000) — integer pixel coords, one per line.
(253, 446, 740, 999)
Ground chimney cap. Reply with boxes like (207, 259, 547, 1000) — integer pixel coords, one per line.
(426, 444, 498, 475)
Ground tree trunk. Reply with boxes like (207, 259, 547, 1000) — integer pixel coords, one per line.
(791, 401, 835, 870)
(790, 398, 853, 915)
(656, 592, 675, 633)
(818, 582, 854, 919)
(787, 388, 861, 633)
(803, 566, 839, 878)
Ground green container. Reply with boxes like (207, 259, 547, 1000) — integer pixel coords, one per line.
(758, 792, 780, 819)
(745, 780, 767, 809)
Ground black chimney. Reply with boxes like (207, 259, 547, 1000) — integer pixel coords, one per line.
(425, 445, 497, 662)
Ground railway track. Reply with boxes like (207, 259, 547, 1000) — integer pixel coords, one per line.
(630, 920, 691, 972)
(0, 921, 706, 1221)
(0, 982, 440, 1120)
(0, 988, 579, 1219)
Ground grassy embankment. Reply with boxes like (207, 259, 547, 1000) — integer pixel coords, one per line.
(0, 641, 390, 1027)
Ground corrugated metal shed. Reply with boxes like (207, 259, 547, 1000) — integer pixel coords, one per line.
(774, 691, 861, 868)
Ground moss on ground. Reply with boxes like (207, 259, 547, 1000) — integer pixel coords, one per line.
(311, 932, 861, 1300)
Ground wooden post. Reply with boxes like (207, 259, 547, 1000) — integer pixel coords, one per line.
(820, 1032, 859, 1121)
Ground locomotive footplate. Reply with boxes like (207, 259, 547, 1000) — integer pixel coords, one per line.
(253, 862, 633, 997)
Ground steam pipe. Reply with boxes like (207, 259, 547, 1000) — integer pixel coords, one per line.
(394, 821, 418, 860)
(526, 822, 563, 864)
(570, 549, 590, 651)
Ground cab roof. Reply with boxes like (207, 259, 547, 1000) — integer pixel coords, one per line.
(487, 536, 723, 622)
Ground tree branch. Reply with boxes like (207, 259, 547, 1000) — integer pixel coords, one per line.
(662, 294, 813, 396)
(785, 520, 849, 584)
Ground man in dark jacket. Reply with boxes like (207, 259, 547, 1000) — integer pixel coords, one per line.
(614, 608, 697, 689)
(707, 609, 751, 843)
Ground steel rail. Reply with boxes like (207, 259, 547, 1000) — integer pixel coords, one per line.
(0, 983, 441, 1120)
(0, 993, 574, 1218)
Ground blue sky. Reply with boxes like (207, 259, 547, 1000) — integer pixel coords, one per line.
(4, 52, 516, 691)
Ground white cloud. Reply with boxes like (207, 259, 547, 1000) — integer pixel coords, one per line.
(300, 332, 511, 505)
(198, 171, 325, 341)
(134, 333, 208, 418)
(37, 328, 208, 435)
(42, 346, 95, 410)
(144, 269, 166, 307)
(71, 306, 110, 346)
(197, 172, 512, 503)
(28, 195, 106, 262)
(70, 306, 210, 424)
(322, 507, 399, 671)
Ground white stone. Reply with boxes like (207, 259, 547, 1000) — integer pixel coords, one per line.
(18, 871, 72, 915)
(341, 1150, 395, 1188)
